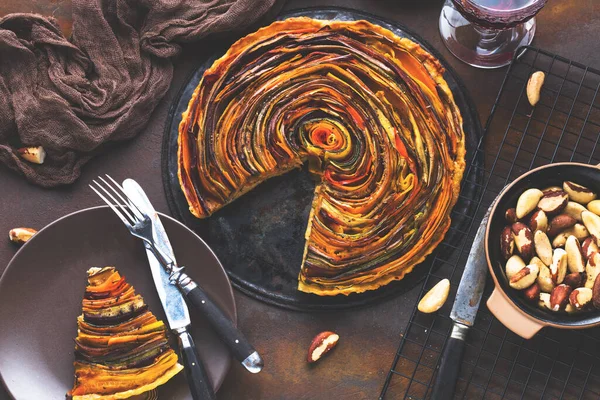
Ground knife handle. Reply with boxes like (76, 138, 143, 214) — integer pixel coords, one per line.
(177, 329, 216, 400)
(183, 281, 264, 373)
(430, 323, 468, 400)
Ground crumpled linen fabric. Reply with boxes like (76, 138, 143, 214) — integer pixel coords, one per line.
(0, 0, 280, 187)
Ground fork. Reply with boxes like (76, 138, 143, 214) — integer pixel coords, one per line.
(89, 176, 181, 277)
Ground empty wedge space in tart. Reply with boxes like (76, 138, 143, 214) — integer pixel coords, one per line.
(178, 17, 466, 296)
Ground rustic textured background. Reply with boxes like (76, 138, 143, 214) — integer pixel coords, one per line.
(0, 0, 598, 399)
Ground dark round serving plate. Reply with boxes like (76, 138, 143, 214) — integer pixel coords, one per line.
(162, 7, 484, 311)
(0, 207, 235, 399)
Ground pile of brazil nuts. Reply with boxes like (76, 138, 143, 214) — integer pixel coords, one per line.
(501, 181, 600, 313)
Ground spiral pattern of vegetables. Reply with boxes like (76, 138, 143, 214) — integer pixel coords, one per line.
(178, 18, 466, 295)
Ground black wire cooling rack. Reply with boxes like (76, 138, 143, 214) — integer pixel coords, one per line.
(379, 46, 600, 400)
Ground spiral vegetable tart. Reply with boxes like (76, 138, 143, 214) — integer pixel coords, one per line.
(178, 18, 466, 296)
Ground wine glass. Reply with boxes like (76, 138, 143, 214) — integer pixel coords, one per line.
(439, 0, 549, 69)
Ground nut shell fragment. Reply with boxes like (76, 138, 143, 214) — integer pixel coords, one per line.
(533, 230, 553, 266)
(512, 222, 534, 260)
(307, 331, 340, 363)
(529, 256, 545, 269)
(565, 236, 585, 273)
(537, 264, 555, 293)
(565, 303, 578, 313)
(537, 191, 568, 215)
(570, 224, 591, 241)
(500, 226, 515, 260)
(523, 283, 540, 302)
(506, 255, 526, 279)
(529, 210, 548, 233)
(418, 279, 450, 313)
(565, 201, 587, 222)
(509, 264, 539, 290)
(8, 227, 37, 245)
(592, 275, 600, 309)
(550, 284, 572, 311)
(550, 248, 568, 284)
(538, 292, 552, 310)
(585, 252, 600, 289)
(582, 211, 600, 245)
(17, 146, 46, 164)
(552, 232, 567, 248)
(505, 208, 518, 224)
(563, 272, 585, 289)
(569, 287, 593, 310)
(588, 200, 600, 216)
(593, 274, 600, 309)
(563, 181, 596, 205)
(582, 237, 599, 261)
(542, 186, 562, 195)
(547, 214, 577, 237)
(527, 71, 545, 106)
(516, 189, 543, 219)
(553, 224, 589, 247)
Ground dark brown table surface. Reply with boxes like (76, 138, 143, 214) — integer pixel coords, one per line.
(0, 1, 597, 399)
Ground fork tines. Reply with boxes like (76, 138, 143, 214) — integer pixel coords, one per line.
(89, 175, 144, 227)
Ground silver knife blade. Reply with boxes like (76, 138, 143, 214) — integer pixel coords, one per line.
(449, 203, 493, 327)
(122, 179, 191, 332)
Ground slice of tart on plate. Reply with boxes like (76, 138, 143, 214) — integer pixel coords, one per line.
(68, 267, 183, 400)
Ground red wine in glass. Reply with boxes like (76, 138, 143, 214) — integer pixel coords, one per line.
(439, 0, 549, 68)
(453, 0, 549, 29)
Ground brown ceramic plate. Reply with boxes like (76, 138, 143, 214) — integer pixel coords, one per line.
(0, 206, 235, 399)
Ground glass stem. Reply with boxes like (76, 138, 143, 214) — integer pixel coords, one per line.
(472, 25, 502, 50)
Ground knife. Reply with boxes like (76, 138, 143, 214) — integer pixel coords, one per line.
(430, 204, 492, 400)
(122, 179, 264, 375)
(117, 182, 215, 400)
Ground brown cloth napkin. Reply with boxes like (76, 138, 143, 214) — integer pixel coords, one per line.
(0, 0, 281, 187)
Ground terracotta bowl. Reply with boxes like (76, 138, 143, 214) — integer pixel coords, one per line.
(486, 162, 600, 339)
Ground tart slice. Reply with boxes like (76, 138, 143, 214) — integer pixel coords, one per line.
(68, 267, 183, 399)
